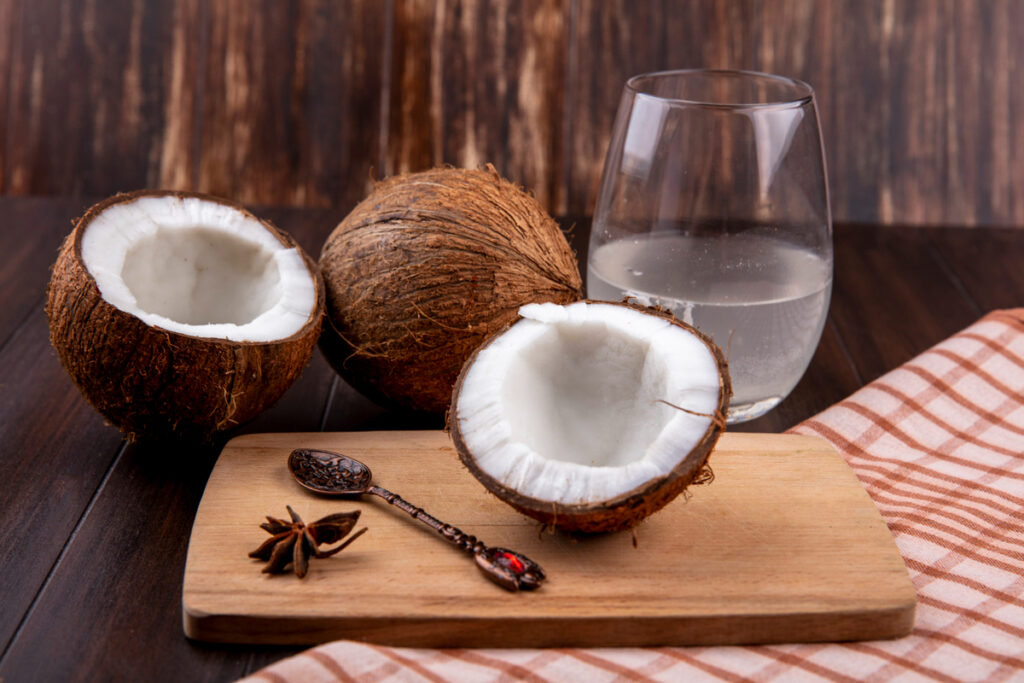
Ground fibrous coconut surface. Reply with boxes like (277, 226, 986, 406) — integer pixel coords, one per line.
(46, 191, 324, 441)
(319, 166, 582, 414)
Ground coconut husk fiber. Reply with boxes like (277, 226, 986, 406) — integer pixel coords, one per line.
(319, 166, 582, 414)
(46, 191, 325, 442)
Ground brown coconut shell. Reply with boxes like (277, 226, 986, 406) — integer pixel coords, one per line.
(319, 166, 582, 414)
(45, 190, 325, 442)
(449, 300, 732, 534)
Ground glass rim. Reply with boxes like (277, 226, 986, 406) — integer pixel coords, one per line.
(625, 69, 815, 110)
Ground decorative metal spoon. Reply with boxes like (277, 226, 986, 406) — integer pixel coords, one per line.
(287, 448, 546, 592)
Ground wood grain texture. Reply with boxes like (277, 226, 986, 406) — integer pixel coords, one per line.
(0, 311, 124, 656)
(0, 196, 113, 653)
(199, 0, 384, 209)
(0, 0, 17, 192)
(2, 0, 201, 197)
(926, 226, 1024, 313)
(1, 2, 1022, 226)
(829, 225, 983, 385)
(156, 0, 203, 192)
(0, 197, 91, 348)
(562, 0, 1024, 225)
(387, 0, 567, 209)
(183, 431, 915, 647)
(565, 0, 662, 215)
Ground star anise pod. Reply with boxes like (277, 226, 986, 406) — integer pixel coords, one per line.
(249, 505, 367, 578)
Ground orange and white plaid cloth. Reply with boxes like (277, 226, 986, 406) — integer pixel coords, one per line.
(243, 309, 1024, 682)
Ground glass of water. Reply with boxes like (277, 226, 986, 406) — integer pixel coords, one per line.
(587, 69, 832, 423)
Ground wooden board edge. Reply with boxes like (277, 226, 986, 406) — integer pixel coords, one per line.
(182, 599, 917, 648)
(218, 430, 839, 453)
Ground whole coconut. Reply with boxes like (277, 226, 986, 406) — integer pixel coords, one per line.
(46, 191, 325, 442)
(320, 166, 582, 413)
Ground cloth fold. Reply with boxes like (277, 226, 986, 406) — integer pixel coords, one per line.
(242, 310, 1024, 682)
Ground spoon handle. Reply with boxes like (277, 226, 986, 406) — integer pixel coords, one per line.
(367, 485, 546, 591)
(368, 485, 481, 552)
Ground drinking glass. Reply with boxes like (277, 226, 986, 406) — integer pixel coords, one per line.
(587, 69, 832, 422)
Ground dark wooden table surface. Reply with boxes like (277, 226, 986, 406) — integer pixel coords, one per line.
(1, 196, 1022, 682)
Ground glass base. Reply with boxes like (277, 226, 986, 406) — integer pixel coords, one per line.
(726, 396, 783, 424)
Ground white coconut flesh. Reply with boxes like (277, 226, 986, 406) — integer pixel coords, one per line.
(80, 196, 317, 342)
(456, 301, 723, 506)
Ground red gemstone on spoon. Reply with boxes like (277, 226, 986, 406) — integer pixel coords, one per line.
(498, 551, 525, 574)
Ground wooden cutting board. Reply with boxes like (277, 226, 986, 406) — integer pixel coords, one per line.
(182, 431, 915, 647)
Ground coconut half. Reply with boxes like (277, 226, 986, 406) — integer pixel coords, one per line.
(46, 191, 324, 441)
(450, 300, 731, 533)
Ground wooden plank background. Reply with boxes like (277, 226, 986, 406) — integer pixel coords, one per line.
(1, 0, 1021, 226)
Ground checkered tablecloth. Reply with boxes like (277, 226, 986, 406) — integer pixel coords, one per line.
(242, 309, 1024, 682)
